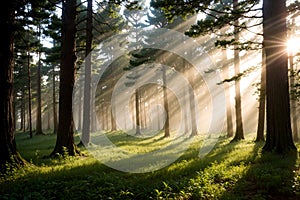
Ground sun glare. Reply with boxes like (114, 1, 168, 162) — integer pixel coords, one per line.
(287, 37, 300, 54)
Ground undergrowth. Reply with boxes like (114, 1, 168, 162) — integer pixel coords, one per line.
(0, 131, 299, 199)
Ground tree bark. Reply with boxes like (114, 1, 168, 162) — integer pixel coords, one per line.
(262, 0, 296, 153)
(231, 0, 244, 142)
(52, 64, 58, 134)
(51, 0, 80, 156)
(27, 51, 33, 138)
(256, 49, 266, 142)
(162, 66, 170, 137)
(135, 89, 141, 135)
(0, 1, 25, 173)
(189, 81, 197, 136)
(20, 89, 25, 132)
(223, 51, 234, 138)
(80, 0, 93, 146)
(36, 49, 43, 135)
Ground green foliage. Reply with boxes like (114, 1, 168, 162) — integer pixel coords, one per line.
(1, 132, 300, 199)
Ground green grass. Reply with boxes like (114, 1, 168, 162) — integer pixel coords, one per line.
(1, 131, 300, 199)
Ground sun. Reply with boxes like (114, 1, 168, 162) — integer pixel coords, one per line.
(287, 37, 300, 54)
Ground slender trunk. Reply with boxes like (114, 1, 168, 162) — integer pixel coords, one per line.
(140, 96, 144, 129)
(256, 49, 266, 142)
(47, 106, 51, 130)
(20, 89, 25, 132)
(80, 0, 93, 145)
(231, 0, 244, 142)
(110, 104, 117, 131)
(51, 0, 79, 156)
(110, 69, 117, 131)
(135, 89, 141, 135)
(262, 0, 296, 153)
(27, 51, 33, 138)
(162, 66, 170, 137)
(157, 93, 161, 131)
(77, 83, 82, 131)
(189, 76, 197, 136)
(36, 49, 43, 135)
(52, 64, 58, 134)
(223, 50, 234, 137)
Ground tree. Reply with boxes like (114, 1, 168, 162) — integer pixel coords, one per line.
(51, 0, 80, 156)
(79, 0, 93, 146)
(255, 49, 266, 142)
(231, 0, 244, 142)
(152, 0, 260, 139)
(262, 0, 296, 153)
(0, 0, 26, 173)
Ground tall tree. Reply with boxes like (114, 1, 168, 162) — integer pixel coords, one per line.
(256, 49, 266, 142)
(0, 0, 25, 173)
(51, 0, 80, 156)
(262, 0, 296, 153)
(35, 23, 43, 135)
(79, 0, 93, 146)
(231, 0, 244, 141)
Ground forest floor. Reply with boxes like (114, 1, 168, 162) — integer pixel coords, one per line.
(1, 131, 300, 199)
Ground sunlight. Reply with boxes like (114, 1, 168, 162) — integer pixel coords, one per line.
(287, 37, 300, 54)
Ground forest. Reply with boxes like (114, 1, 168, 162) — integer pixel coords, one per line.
(1, 0, 300, 199)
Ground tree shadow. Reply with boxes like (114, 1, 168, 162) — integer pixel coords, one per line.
(6, 135, 298, 199)
(220, 147, 299, 200)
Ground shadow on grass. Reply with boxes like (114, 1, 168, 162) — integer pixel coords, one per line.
(3, 134, 299, 199)
(220, 148, 299, 200)
(0, 136, 245, 199)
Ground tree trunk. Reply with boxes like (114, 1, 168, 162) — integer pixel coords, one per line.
(77, 82, 82, 131)
(223, 50, 234, 138)
(110, 69, 117, 131)
(156, 92, 161, 131)
(256, 49, 266, 142)
(184, 85, 189, 134)
(262, 0, 296, 153)
(20, 89, 25, 132)
(51, 0, 80, 156)
(80, 0, 93, 146)
(47, 106, 51, 130)
(231, 0, 244, 142)
(36, 49, 43, 135)
(189, 74, 198, 137)
(135, 89, 141, 135)
(0, 1, 25, 173)
(27, 51, 33, 138)
(52, 64, 58, 134)
(162, 66, 170, 137)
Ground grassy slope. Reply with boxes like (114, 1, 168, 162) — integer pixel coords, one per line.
(0, 131, 300, 200)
